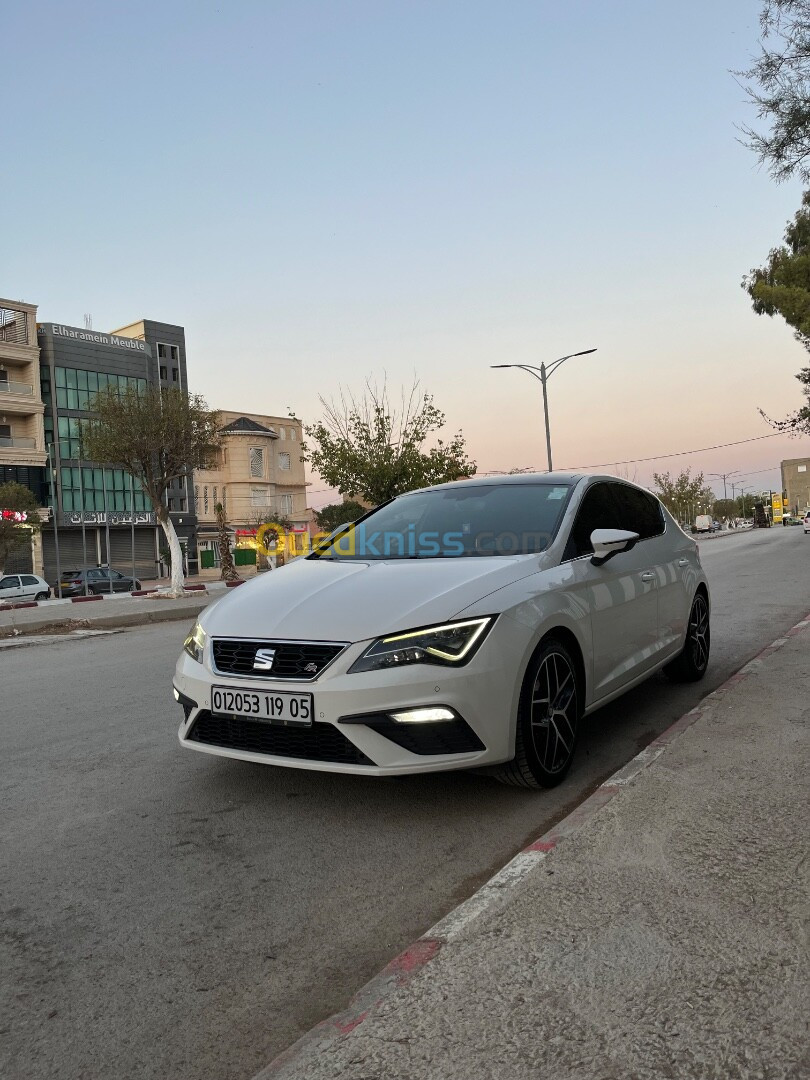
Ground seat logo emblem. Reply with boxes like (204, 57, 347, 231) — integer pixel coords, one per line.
(253, 648, 276, 671)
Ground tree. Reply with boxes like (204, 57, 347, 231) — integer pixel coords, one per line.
(298, 379, 477, 506)
(712, 498, 738, 520)
(738, 0, 810, 183)
(314, 500, 367, 532)
(82, 386, 220, 596)
(242, 509, 292, 570)
(214, 503, 240, 581)
(0, 482, 40, 571)
(743, 190, 810, 432)
(652, 469, 713, 523)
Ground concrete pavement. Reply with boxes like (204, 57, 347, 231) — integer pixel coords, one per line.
(260, 617, 810, 1080)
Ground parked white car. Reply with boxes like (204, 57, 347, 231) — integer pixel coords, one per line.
(174, 474, 711, 789)
(803, 511, 810, 534)
(0, 573, 51, 602)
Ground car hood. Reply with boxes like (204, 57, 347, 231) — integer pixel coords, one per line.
(201, 555, 551, 642)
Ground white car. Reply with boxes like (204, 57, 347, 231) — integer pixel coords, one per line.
(804, 512, 810, 534)
(0, 573, 51, 603)
(174, 474, 710, 789)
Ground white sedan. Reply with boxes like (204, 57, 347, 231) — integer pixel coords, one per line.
(174, 473, 710, 789)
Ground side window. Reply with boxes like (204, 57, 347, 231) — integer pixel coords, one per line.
(564, 484, 621, 560)
(0, 576, 19, 589)
(110, 570, 124, 579)
(87, 569, 104, 581)
(22, 576, 38, 585)
(611, 484, 665, 540)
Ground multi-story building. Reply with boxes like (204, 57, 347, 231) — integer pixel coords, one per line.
(781, 457, 810, 514)
(1, 298, 47, 504)
(193, 412, 309, 564)
(36, 318, 198, 580)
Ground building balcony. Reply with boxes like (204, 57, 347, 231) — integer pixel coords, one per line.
(0, 380, 34, 396)
(0, 436, 37, 449)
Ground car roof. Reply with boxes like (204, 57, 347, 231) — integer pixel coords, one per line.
(404, 472, 646, 496)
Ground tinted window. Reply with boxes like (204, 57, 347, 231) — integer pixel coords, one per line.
(22, 576, 38, 585)
(316, 483, 574, 560)
(564, 484, 622, 559)
(87, 570, 104, 580)
(0, 576, 19, 589)
(110, 570, 124, 579)
(611, 484, 664, 539)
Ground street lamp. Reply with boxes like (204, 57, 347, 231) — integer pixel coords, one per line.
(491, 348, 597, 471)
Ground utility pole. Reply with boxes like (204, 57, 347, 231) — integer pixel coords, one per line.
(709, 471, 741, 501)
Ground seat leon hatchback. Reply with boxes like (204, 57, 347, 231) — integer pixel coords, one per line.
(174, 473, 710, 789)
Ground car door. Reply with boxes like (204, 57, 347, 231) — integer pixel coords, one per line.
(562, 482, 660, 703)
(19, 575, 41, 600)
(0, 575, 21, 601)
(610, 482, 688, 658)
(109, 570, 127, 592)
(86, 569, 106, 594)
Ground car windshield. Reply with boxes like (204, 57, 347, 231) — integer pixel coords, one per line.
(311, 482, 573, 560)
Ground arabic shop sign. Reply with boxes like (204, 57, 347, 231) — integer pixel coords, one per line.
(62, 511, 156, 526)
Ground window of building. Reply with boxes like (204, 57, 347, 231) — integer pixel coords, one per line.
(203, 486, 209, 514)
(57, 416, 91, 459)
(249, 447, 264, 478)
(281, 494, 293, 515)
(194, 486, 199, 512)
(279, 426, 286, 440)
(172, 368, 179, 383)
(54, 367, 146, 410)
(169, 497, 188, 513)
(0, 424, 11, 441)
(170, 346, 179, 362)
(212, 487, 218, 509)
(289, 427, 296, 441)
(279, 452, 291, 471)
(252, 487, 268, 507)
(222, 486, 226, 516)
(158, 344, 166, 359)
(159, 365, 167, 380)
(59, 467, 150, 513)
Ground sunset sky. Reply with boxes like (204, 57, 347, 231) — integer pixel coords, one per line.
(5, 0, 809, 506)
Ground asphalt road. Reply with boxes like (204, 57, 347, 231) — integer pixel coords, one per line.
(3, 526, 809, 1080)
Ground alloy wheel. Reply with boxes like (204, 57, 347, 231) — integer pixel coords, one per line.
(529, 651, 578, 775)
(689, 594, 710, 671)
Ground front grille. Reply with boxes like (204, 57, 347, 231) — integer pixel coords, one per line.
(339, 713, 486, 756)
(212, 639, 347, 680)
(188, 712, 375, 766)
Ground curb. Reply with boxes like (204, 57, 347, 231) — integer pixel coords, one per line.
(254, 612, 810, 1079)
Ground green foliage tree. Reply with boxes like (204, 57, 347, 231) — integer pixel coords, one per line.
(81, 386, 220, 595)
(737, 1, 810, 183)
(0, 482, 41, 571)
(743, 190, 810, 432)
(712, 498, 738, 520)
(652, 469, 713, 524)
(314, 500, 368, 532)
(298, 379, 476, 506)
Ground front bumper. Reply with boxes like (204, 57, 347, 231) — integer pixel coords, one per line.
(174, 619, 529, 776)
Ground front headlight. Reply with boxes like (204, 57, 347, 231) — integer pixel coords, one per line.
(348, 617, 494, 673)
(183, 621, 207, 664)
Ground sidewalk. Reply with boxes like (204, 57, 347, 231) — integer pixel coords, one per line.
(259, 620, 810, 1080)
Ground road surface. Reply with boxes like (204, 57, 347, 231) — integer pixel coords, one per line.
(3, 525, 809, 1080)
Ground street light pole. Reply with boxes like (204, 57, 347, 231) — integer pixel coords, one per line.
(492, 348, 597, 472)
(709, 471, 740, 502)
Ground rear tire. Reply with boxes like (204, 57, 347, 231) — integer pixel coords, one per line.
(35, 592, 48, 601)
(664, 592, 710, 683)
(493, 639, 581, 790)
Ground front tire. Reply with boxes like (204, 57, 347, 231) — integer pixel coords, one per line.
(494, 639, 581, 789)
(664, 592, 710, 683)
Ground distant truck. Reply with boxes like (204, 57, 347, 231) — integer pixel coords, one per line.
(694, 514, 712, 533)
(753, 502, 771, 528)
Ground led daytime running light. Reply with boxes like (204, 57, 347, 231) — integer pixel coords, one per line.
(380, 618, 490, 662)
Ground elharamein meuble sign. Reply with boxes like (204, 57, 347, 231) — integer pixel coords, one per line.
(63, 511, 156, 525)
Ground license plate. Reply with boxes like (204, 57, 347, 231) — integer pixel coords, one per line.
(211, 686, 313, 727)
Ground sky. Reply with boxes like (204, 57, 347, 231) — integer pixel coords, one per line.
(4, 0, 810, 507)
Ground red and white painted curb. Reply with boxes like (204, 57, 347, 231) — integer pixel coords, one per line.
(0, 581, 228, 612)
(255, 612, 810, 1079)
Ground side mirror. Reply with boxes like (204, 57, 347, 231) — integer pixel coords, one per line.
(590, 528, 639, 567)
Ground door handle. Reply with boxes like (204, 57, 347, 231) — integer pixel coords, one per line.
(640, 571, 656, 582)
(678, 559, 689, 567)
